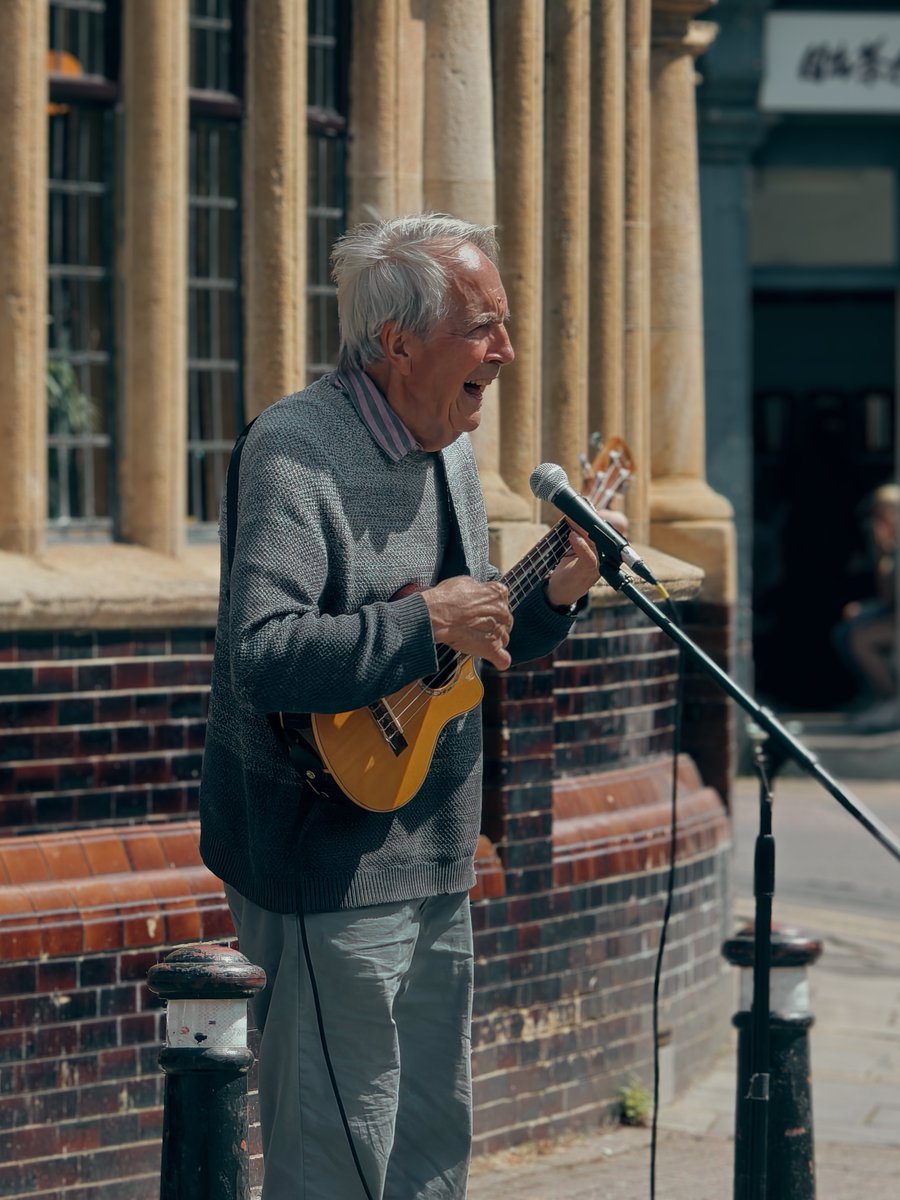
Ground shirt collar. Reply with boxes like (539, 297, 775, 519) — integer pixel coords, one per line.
(333, 368, 422, 462)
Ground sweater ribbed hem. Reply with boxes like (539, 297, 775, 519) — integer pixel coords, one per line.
(200, 827, 476, 915)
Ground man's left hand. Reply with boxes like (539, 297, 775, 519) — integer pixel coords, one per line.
(544, 524, 600, 609)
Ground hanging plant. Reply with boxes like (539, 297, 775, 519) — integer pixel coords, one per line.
(46, 355, 96, 435)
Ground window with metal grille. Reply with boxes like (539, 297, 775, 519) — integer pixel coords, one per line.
(187, 0, 245, 529)
(307, 0, 350, 382)
(47, 0, 119, 538)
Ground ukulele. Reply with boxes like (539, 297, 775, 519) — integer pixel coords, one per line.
(308, 437, 633, 812)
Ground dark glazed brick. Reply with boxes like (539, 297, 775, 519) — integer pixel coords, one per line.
(116, 725, 152, 754)
(14, 631, 56, 658)
(170, 629, 214, 654)
(35, 729, 78, 758)
(58, 698, 95, 725)
(75, 792, 115, 822)
(96, 631, 136, 657)
(152, 723, 186, 751)
(151, 659, 190, 686)
(57, 631, 97, 659)
(129, 631, 170, 655)
(0, 734, 33, 762)
(77, 724, 115, 753)
(77, 664, 114, 691)
(1, 697, 57, 728)
(96, 693, 133, 722)
(79, 958, 118, 987)
(169, 691, 208, 719)
(0, 666, 35, 694)
(57, 760, 98, 790)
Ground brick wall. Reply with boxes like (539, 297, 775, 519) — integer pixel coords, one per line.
(0, 823, 232, 1200)
(0, 630, 212, 832)
(470, 848, 732, 1153)
(0, 597, 733, 1196)
(470, 599, 733, 1153)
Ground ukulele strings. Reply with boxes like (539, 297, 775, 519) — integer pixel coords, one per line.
(381, 524, 571, 728)
(378, 455, 631, 734)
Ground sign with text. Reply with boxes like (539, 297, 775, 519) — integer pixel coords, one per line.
(760, 13, 900, 113)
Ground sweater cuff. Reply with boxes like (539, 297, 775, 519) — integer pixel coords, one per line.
(390, 589, 441, 675)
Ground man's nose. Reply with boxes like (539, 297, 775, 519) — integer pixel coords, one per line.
(488, 324, 515, 365)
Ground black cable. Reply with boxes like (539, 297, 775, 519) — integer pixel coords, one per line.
(294, 802, 376, 1200)
(648, 594, 685, 1200)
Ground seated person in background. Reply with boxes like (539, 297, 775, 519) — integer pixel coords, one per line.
(833, 483, 898, 722)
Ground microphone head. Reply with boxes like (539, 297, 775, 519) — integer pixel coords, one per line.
(529, 462, 569, 503)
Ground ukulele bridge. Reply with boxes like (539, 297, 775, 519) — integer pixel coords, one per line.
(368, 699, 408, 756)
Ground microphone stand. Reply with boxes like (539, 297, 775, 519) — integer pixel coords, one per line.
(592, 556, 900, 1200)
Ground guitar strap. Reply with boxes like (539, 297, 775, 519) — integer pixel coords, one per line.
(224, 419, 339, 801)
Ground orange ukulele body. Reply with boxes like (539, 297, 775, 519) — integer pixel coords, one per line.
(311, 656, 483, 813)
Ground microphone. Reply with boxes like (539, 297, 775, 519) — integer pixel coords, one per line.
(529, 462, 656, 585)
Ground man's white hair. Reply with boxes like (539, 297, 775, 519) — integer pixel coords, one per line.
(331, 213, 499, 372)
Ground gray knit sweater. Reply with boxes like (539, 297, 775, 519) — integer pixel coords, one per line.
(199, 375, 577, 914)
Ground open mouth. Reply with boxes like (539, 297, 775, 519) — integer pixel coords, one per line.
(463, 379, 487, 400)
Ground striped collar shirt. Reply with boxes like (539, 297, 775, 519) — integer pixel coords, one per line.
(333, 367, 422, 462)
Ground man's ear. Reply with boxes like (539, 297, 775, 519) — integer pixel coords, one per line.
(379, 321, 413, 376)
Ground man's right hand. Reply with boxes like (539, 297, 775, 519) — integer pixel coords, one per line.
(421, 577, 513, 670)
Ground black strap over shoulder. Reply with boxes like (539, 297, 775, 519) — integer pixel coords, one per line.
(225, 416, 259, 599)
(223, 416, 342, 803)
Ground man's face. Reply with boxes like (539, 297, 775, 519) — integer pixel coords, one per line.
(393, 245, 514, 452)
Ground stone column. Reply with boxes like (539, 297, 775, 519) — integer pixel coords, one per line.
(0, 0, 47, 553)
(493, 0, 545, 515)
(423, 0, 531, 564)
(243, 0, 307, 416)
(590, 1, 627, 447)
(649, 0, 734, 602)
(348, 0, 424, 223)
(119, 0, 188, 556)
(542, 0, 591, 492)
(624, 0, 653, 544)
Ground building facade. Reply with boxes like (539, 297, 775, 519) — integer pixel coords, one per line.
(699, 0, 900, 713)
(0, 2, 735, 1194)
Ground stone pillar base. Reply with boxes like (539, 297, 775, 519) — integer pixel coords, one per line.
(651, 475, 733, 522)
(649, 518, 736, 605)
(479, 469, 535, 525)
(488, 521, 551, 575)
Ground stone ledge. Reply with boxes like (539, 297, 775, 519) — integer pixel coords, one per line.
(0, 539, 705, 629)
(587, 542, 706, 607)
(0, 544, 220, 630)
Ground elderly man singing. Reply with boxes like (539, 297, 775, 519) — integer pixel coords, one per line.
(199, 213, 600, 1200)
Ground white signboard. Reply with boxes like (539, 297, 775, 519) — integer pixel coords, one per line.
(760, 13, 900, 113)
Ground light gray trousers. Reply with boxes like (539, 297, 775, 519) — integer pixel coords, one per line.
(225, 886, 474, 1200)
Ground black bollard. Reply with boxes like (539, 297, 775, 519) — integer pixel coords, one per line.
(723, 923, 823, 1200)
(148, 943, 266, 1200)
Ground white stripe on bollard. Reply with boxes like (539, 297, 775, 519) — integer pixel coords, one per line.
(165, 998, 248, 1051)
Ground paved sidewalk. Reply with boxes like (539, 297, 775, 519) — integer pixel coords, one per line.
(468, 902, 900, 1195)
(467, 888, 900, 1198)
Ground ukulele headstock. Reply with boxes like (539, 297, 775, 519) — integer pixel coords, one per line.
(580, 433, 634, 507)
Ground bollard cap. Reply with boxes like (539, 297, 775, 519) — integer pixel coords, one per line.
(147, 942, 266, 1000)
(722, 922, 823, 969)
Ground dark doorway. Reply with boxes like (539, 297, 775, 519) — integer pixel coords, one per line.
(752, 290, 896, 711)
